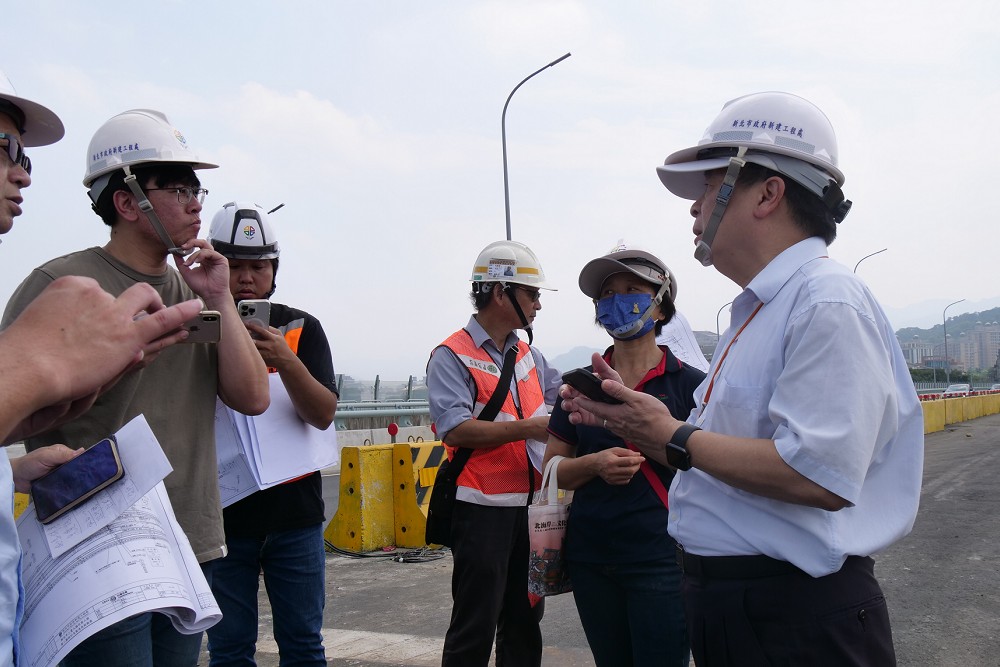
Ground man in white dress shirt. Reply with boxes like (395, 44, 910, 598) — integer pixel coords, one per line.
(558, 91, 923, 666)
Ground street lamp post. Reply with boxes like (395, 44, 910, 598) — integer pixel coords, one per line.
(943, 298, 965, 384)
(854, 248, 887, 274)
(501, 53, 571, 241)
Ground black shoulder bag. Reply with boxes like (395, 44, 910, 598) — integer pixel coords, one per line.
(425, 346, 518, 547)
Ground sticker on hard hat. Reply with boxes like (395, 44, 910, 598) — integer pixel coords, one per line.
(173, 129, 187, 147)
(487, 259, 516, 279)
(243, 225, 257, 240)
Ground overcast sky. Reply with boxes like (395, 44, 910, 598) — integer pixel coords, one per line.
(3, 1, 998, 378)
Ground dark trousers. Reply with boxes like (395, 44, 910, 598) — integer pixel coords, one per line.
(442, 501, 544, 667)
(569, 554, 689, 667)
(683, 555, 896, 666)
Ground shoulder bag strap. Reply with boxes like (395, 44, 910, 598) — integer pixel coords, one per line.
(626, 441, 670, 509)
(450, 345, 519, 472)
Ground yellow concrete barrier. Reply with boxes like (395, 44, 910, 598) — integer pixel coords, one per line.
(325, 444, 396, 552)
(392, 443, 442, 548)
(325, 441, 449, 551)
(922, 401, 946, 434)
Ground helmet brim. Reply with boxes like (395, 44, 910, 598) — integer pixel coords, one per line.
(578, 250, 675, 302)
(0, 92, 64, 147)
(656, 155, 731, 200)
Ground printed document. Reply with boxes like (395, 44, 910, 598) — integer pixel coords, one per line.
(17, 483, 219, 667)
(656, 310, 711, 372)
(39, 415, 171, 559)
(217, 374, 338, 507)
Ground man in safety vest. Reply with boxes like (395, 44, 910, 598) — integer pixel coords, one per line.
(427, 240, 562, 667)
(2, 110, 270, 666)
(205, 202, 338, 666)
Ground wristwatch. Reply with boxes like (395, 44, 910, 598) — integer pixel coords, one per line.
(666, 424, 700, 471)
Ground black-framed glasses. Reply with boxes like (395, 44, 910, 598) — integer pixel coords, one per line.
(517, 286, 542, 303)
(0, 133, 30, 175)
(144, 187, 208, 205)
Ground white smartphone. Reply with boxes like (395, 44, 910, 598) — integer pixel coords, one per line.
(181, 310, 221, 343)
(238, 299, 271, 330)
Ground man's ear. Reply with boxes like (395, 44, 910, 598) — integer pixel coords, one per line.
(753, 175, 785, 219)
(112, 189, 140, 222)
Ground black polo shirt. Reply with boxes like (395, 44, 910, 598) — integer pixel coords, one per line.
(547, 345, 705, 564)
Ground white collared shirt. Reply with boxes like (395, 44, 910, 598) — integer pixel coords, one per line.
(668, 237, 924, 577)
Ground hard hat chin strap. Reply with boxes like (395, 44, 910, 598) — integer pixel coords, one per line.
(122, 166, 189, 256)
(694, 147, 748, 267)
(501, 283, 534, 345)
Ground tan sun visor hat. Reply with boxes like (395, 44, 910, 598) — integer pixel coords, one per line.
(578, 248, 675, 302)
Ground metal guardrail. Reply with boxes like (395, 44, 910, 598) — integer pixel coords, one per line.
(333, 400, 431, 431)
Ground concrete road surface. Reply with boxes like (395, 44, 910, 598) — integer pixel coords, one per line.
(201, 413, 1000, 666)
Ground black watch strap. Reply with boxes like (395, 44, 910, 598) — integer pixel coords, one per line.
(666, 423, 701, 471)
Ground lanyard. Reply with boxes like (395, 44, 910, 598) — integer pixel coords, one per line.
(700, 301, 764, 410)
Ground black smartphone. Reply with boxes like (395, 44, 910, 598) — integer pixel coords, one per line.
(30, 436, 124, 524)
(561, 368, 623, 405)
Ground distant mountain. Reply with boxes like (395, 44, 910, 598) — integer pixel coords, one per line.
(549, 346, 602, 372)
(896, 306, 1000, 347)
(548, 333, 720, 372)
(884, 296, 1000, 331)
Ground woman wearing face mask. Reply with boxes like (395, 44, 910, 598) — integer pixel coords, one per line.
(542, 245, 706, 667)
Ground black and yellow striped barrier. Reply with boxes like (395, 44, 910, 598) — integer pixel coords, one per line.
(325, 441, 448, 552)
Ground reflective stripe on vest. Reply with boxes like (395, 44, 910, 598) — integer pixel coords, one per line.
(439, 329, 545, 506)
(267, 317, 305, 373)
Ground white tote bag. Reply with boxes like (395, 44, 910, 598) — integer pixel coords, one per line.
(527, 455, 573, 597)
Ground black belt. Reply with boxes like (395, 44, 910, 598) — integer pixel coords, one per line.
(676, 545, 803, 579)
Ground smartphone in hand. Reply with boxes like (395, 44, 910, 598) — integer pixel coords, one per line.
(30, 436, 124, 524)
(237, 299, 271, 330)
(561, 368, 623, 405)
(181, 310, 221, 343)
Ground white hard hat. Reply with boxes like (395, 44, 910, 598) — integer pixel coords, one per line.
(84, 109, 218, 204)
(208, 202, 280, 260)
(657, 91, 844, 202)
(0, 70, 63, 146)
(471, 240, 555, 290)
(578, 241, 676, 302)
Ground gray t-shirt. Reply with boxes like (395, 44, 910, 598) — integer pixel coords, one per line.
(2, 247, 225, 562)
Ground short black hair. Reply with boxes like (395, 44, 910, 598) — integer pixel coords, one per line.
(469, 283, 498, 311)
(93, 164, 200, 226)
(735, 163, 837, 244)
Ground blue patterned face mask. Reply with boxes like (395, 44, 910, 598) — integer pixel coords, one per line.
(596, 293, 655, 340)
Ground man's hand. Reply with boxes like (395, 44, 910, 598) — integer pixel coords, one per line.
(0, 277, 203, 442)
(245, 322, 295, 369)
(3, 393, 99, 446)
(560, 353, 681, 450)
(9, 444, 82, 494)
(523, 414, 551, 443)
(172, 239, 232, 302)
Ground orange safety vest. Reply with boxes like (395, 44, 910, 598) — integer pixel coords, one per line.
(438, 329, 546, 506)
(268, 317, 304, 372)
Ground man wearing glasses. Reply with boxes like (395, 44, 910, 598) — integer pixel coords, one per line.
(3, 109, 269, 666)
(427, 240, 562, 667)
